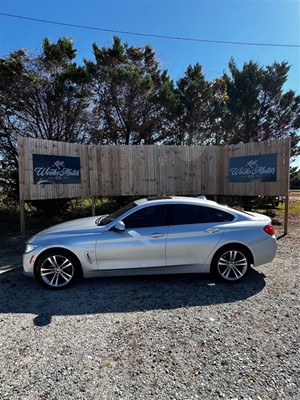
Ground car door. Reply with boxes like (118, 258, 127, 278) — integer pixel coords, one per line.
(166, 204, 232, 266)
(95, 204, 169, 270)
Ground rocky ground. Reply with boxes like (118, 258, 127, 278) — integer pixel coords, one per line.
(0, 200, 299, 400)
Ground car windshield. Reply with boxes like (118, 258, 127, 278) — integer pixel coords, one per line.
(96, 201, 138, 226)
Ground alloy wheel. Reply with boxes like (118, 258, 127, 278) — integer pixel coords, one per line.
(40, 254, 75, 288)
(216, 249, 249, 281)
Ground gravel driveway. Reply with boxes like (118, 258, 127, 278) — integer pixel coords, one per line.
(0, 221, 299, 399)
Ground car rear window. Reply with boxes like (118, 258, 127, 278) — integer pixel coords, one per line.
(170, 204, 234, 225)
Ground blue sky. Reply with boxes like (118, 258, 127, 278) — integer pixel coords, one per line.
(0, 0, 299, 89)
(0, 0, 299, 165)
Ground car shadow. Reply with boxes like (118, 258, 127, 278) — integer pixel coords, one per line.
(0, 266, 266, 326)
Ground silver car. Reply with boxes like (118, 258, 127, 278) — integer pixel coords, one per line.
(23, 197, 277, 289)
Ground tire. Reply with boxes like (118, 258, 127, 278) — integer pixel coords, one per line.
(211, 245, 251, 282)
(36, 249, 80, 289)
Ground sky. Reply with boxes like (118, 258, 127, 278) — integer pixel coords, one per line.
(0, 0, 299, 165)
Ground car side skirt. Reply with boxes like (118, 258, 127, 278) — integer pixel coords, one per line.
(83, 264, 211, 278)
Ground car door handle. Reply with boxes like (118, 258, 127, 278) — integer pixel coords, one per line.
(205, 228, 220, 234)
(149, 233, 165, 238)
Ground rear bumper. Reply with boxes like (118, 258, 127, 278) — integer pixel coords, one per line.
(250, 236, 278, 267)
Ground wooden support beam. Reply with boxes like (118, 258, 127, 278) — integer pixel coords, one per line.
(284, 193, 289, 235)
(20, 199, 26, 238)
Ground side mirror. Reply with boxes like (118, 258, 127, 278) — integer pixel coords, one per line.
(113, 220, 125, 232)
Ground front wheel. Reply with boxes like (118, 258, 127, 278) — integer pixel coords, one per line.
(212, 246, 251, 282)
(36, 250, 80, 289)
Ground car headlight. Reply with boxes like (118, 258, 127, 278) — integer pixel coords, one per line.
(25, 244, 39, 254)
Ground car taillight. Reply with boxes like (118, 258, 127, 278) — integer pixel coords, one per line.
(263, 225, 275, 236)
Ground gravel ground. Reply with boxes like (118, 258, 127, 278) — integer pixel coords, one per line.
(0, 218, 299, 399)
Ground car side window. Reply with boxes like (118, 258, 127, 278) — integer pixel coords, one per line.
(170, 205, 234, 225)
(123, 205, 169, 229)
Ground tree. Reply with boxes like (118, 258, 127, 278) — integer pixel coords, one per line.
(290, 166, 300, 189)
(221, 59, 300, 157)
(0, 37, 92, 199)
(1, 37, 299, 202)
(86, 36, 175, 145)
(169, 64, 228, 145)
(172, 63, 211, 145)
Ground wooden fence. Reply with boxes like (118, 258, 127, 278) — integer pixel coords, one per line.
(18, 137, 290, 200)
(18, 136, 291, 236)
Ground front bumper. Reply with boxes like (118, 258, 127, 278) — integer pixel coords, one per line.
(22, 253, 36, 278)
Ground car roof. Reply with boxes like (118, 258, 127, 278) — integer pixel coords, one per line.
(135, 196, 219, 207)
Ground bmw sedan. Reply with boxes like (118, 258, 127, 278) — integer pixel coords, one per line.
(23, 197, 277, 289)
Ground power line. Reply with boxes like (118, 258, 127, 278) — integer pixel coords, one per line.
(1, 12, 299, 48)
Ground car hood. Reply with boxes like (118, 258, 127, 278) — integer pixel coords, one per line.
(29, 215, 108, 242)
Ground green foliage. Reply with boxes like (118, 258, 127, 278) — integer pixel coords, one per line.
(174, 63, 210, 144)
(0, 37, 92, 199)
(0, 195, 20, 239)
(0, 36, 299, 202)
(87, 36, 175, 145)
(290, 166, 300, 188)
(221, 59, 300, 156)
(42, 37, 77, 67)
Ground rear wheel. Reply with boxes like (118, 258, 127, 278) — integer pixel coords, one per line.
(36, 250, 79, 289)
(212, 246, 250, 282)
